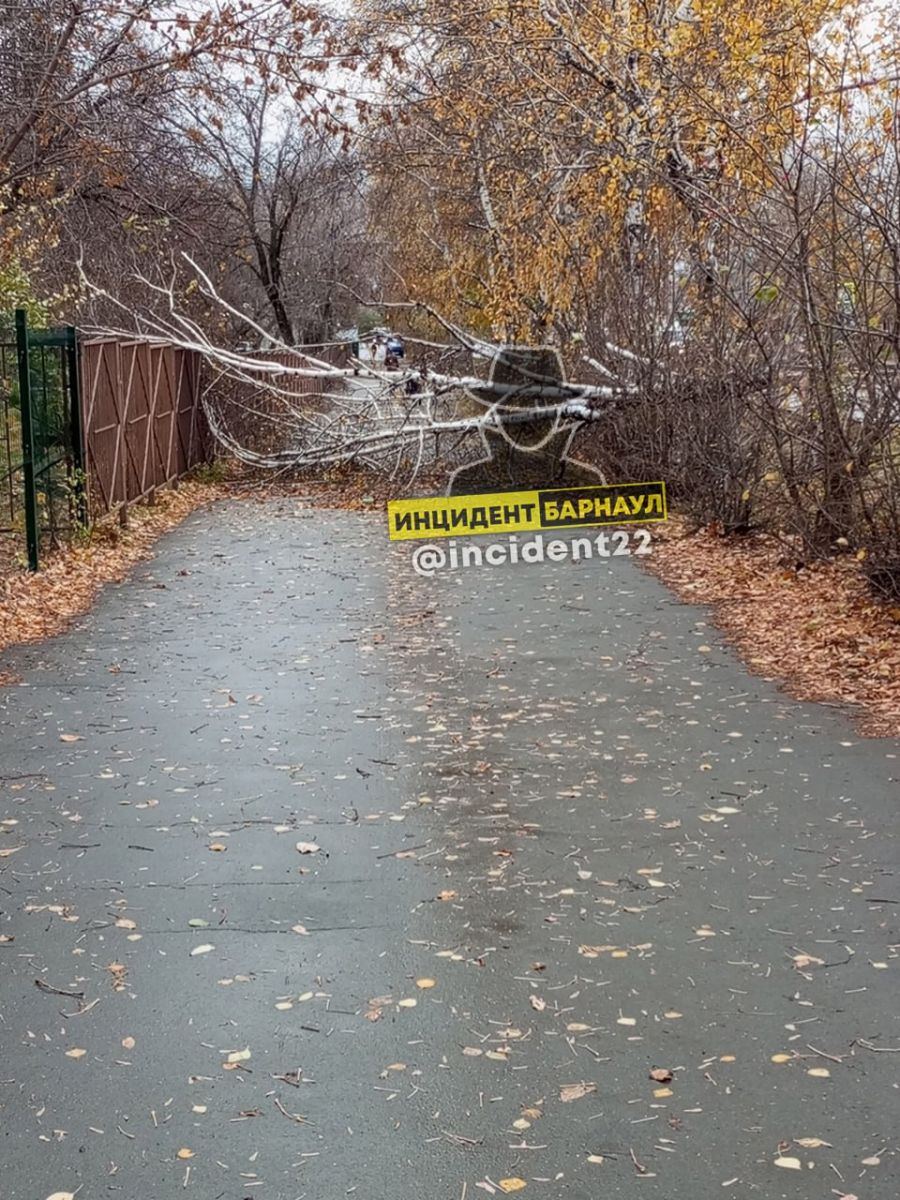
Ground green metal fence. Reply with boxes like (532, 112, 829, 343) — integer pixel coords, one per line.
(0, 309, 85, 571)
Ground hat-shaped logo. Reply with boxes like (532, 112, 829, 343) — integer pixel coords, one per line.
(448, 344, 606, 495)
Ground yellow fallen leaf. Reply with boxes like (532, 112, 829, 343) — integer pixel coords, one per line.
(807, 1067, 830, 1078)
(397, 998, 417, 1008)
(653, 1087, 673, 1098)
(512, 1118, 531, 1130)
(192, 1105, 207, 1114)
(416, 978, 436, 989)
(176, 1148, 195, 1160)
(774, 1156, 802, 1170)
(59, 733, 83, 742)
(121, 1036, 136, 1050)
(115, 918, 136, 929)
(499, 1178, 527, 1193)
(295, 841, 320, 854)
(208, 842, 227, 852)
(291, 924, 309, 935)
(559, 1082, 597, 1103)
(226, 1048, 251, 1063)
(485, 1049, 508, 1061)
(45, 1193, 76, 1200)
(275, 1001, 293, 1011)
(64, 1048, 86, 1059)
(794, 1138, 831, 1148)
(792, 953, 824, 969)
(771, 1054, 792, 1064)
(190, 944, 214, 956)
(462, 1047, 483, 1057)
(587, 1155, 605, 1165)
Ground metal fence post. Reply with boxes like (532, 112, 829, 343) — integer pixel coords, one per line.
(66, 325, 88, 526)
(15, 309, 39, 571)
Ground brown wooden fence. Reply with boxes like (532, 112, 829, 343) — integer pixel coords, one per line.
(80, 338, 212, 515)
(78, 337, 349, 518)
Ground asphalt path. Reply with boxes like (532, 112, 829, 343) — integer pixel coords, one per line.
(0, 500, 898, 1200)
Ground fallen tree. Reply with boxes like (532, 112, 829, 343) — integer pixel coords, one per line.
(79, 255, 643, 479)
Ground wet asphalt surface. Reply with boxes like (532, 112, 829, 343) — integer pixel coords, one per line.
(0, 499, 898, 1200)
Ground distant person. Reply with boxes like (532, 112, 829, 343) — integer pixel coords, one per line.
(386, 334, 405, 361)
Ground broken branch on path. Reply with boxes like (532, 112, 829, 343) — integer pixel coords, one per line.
(78, 253, 643, 477)
(35, 977, 84, 999)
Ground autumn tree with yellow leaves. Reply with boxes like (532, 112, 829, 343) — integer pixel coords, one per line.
(365, 0, 900, 570)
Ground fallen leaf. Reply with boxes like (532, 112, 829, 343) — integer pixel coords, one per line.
(794, 1138, 831, 1149)
(587, 1155, 605, 1165)
(437, 890, 457, 901)
(559, 1082, 597, 1103)
(807, 1067, 830, 1078)
(649, 1068, 673, 1083)
(190, 944, 215, 956)
(792, 953, 825, 970)
(462, 1047, 483, 1057)
(65, 1048, 86, 1059)
(291, 923, 309, 935)
(498, 1179, 527, 1193)
(45, 1193, 76, 1200)
(295, 842, 320, 855)
(416, 978, 436, 989)
(176, 1148, 195, 1160)
(192, 1105, 207, 1114)
(653, 1087, 673, 1098)
(397, 998, 417, 1008)
(774, 1156, 802, 1170)
(770, 1053, 792, 1064)
(226, 1048, 251, 1063)
(59, 733, 83, 743)
(208, 842, 227, 852)
(529, 995, 546, 1011)
(121, 1036, 136, 1050)
(0, 846, 23, 858)
(861, 1155, 881, 1166)
(188, 918, 209, 928)
(115, 917, 137, 930)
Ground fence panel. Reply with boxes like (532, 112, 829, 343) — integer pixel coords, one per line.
(0, 313, 83, 570)
(80, 338, 211, 517)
